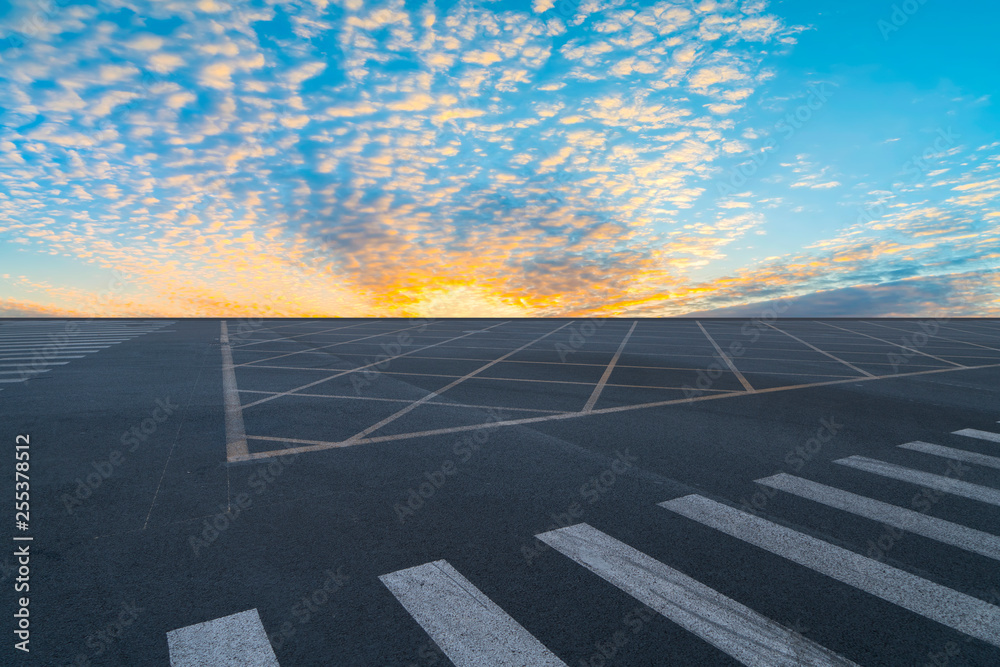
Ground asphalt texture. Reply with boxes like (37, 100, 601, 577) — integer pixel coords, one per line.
(2, 317, 1000, 666)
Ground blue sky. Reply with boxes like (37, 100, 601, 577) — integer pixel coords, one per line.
(0, 0, 997, 317)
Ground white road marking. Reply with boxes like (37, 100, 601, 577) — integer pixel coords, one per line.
(237, 389, 563, 413)
(0, 369, 50, 375)
(900, 441, 1000, 470)
(166, 608, 279, 667)
(696, 321, 754, 391)
(660, 494, 1000, 648)
(230, 322, 372, 348)
(239, 322, 512, 409)
(235, 321, 441, 368)
(240, 361, 1000, 461)
(0, 355, 87, 361)
(583, 320, 637, 412)
(834, 456, 1000, 507)
(864, 321, 1000, 353)
(953, 428, 1000, 444)
(537, 523, 859, 667)
(342, 322, 575, 442)
(762, 323, 874, 376)
(756, 473, 1000, 561)
(220, 321, 249, 462)
(380, 560, 566, 667)
(817, 321, 965, 367)
(0, 362, 68, 367)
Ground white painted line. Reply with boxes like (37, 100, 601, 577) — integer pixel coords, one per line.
(0, 345, 107, 351)
(817, 321, 965, 367)
(537, 523, 858, 667)
(380, 560, 566, 667)
(834, 456, 1000, 507)
(0, 369, 49, 375)
(342, 322, 575, 442)
(900, 441, 1000, 470)
(0, 355, 86, 361)
(220, 322, 249, 462)
(0, 378, 28, 383)
(231, 322, 372, 348)
(240, 322, 512, 410)
(864, 321, 1000, 353)
(583, 320, 637, 412)
(237, 389, 562, 413)
(696, 321, 754, 391)
(239, 362, 1000, 461)
(757, 473, 1000, 561)
(762, 323, 874, 377)
(0, 362, 68, 367)
(953, 428, 1000, 444)
(659, 494, 1000, 648)
(236, 321, 440, 368)
(166, 608, 279, 667)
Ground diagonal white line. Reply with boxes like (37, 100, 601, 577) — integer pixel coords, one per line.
(538, 523, 859, 667)
(380, 560, 566, 667)
(817, 321, 964, 368)
(234, 321, 432, 367)
(341, 321, 575, 442)
(899, 441, 1000, 470)
(582, 320, 637, 412)
(696, 321, 754, 391)
(763, 322, 874, 377)
(239, 321, 512, 410)
(167, 608, 279, 667)
(230, 321, 373, 348)
(862, 321, 1000, 353)
(661, 494, 1000, 648)
(953, 428, 1000, 444)
(835, 456, 1000, 506)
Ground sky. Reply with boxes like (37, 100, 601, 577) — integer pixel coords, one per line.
(0, 0, 997, 318)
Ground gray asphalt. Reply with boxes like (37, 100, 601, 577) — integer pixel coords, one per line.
(2, 317, 999, 666)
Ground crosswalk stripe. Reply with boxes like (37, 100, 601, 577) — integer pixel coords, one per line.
(953, 428, 1000, 444)
(166, 608, 279, 666)
(834, 456, 1000, 506)
(660, 495, 1000, 648)
(537, 523, 859, 666)
(899, 441, 1000, 470)
(756, 473, 1000, 561)
(380, 560, 566, 667)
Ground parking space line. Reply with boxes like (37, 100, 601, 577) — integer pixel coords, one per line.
(834, 456, 1000, 506)
(240, 361, 1000, 461)
(953, 428, 1000, 444)
(380, 560, 566, 667)
(231, 321, 373, 348)
(696, 321, 754, 391)
(660, 494, 1000, 649)
(817, 322, 965, 367)
(756, 473, 1000, 561)
(220, 321, 249, 461)
(237, 389, 565, 413)
(583, 320, 637, 412)
(239, 322, 512, 410)
(341, 322, 575, 442)
(235, 321, 434, 367)
(166, 608, 279, 667)
(899, 441, 1000, 470)
(763, 323, 874, 377)
(538, 523, 859, 667)
(862, 321, 1000, 353)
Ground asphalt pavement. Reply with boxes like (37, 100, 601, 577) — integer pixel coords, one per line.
(2, 317, 1000, 666)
